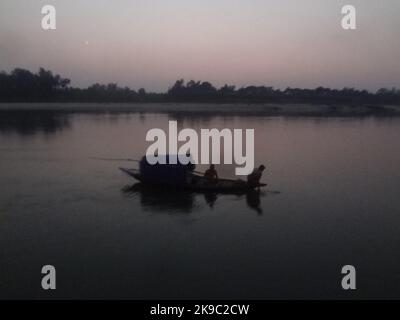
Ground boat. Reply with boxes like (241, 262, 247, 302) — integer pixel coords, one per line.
(119, 167, 266, 193)
(119, 155, 266, 193)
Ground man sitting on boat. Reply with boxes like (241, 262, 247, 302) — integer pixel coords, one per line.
(204, 164, 219, 183)
(247, 165, 266, 187)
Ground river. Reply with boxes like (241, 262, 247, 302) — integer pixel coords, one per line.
(0, 104, 399, 299)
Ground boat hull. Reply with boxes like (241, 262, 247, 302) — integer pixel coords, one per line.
(119, 167, 266, 193)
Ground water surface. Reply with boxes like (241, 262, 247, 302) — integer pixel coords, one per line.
(0, 105, 400, 299)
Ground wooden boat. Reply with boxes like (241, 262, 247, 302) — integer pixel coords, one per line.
(119, 167, 266, 193)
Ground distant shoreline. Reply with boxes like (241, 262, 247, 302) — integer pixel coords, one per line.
(1, 102, 400, 117)
(2, 69, 400, 110)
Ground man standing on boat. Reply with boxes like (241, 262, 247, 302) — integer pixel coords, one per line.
(247, 165, 266, 187)
(204, 164, 219, 182)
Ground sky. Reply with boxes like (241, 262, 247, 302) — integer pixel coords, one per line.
(0, 0, 399, 92)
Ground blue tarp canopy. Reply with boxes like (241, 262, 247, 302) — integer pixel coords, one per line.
(139, 155, 196, 187)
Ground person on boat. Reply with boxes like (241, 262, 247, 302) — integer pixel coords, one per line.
(247, 165, 266, 187)
(204, 164, 218, 182)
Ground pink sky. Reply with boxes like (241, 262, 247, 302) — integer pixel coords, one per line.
(1, 0, 400, 91)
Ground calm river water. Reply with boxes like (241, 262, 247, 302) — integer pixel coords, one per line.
(0, 104, 399, 299)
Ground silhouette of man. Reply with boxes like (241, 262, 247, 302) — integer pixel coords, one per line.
(204, 164, 218, 182)
(247, 165, 266, 187)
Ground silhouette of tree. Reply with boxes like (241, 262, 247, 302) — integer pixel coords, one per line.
(0, 67, 399, 105)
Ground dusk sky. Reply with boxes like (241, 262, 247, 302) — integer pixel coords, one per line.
(1, 0, 399, 92)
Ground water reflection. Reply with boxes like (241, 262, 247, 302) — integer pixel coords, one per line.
(122, 183, 195, 213)
(204, 192, 217, 209)
(203, 190, 265, 214)
(246, 190, 263, 215)
(0, 110, 71, 136)
(1, 106, 398, 139)
(122, 183, 268, 214)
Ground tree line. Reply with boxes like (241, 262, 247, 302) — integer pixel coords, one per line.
(1, 68, 399, 105)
